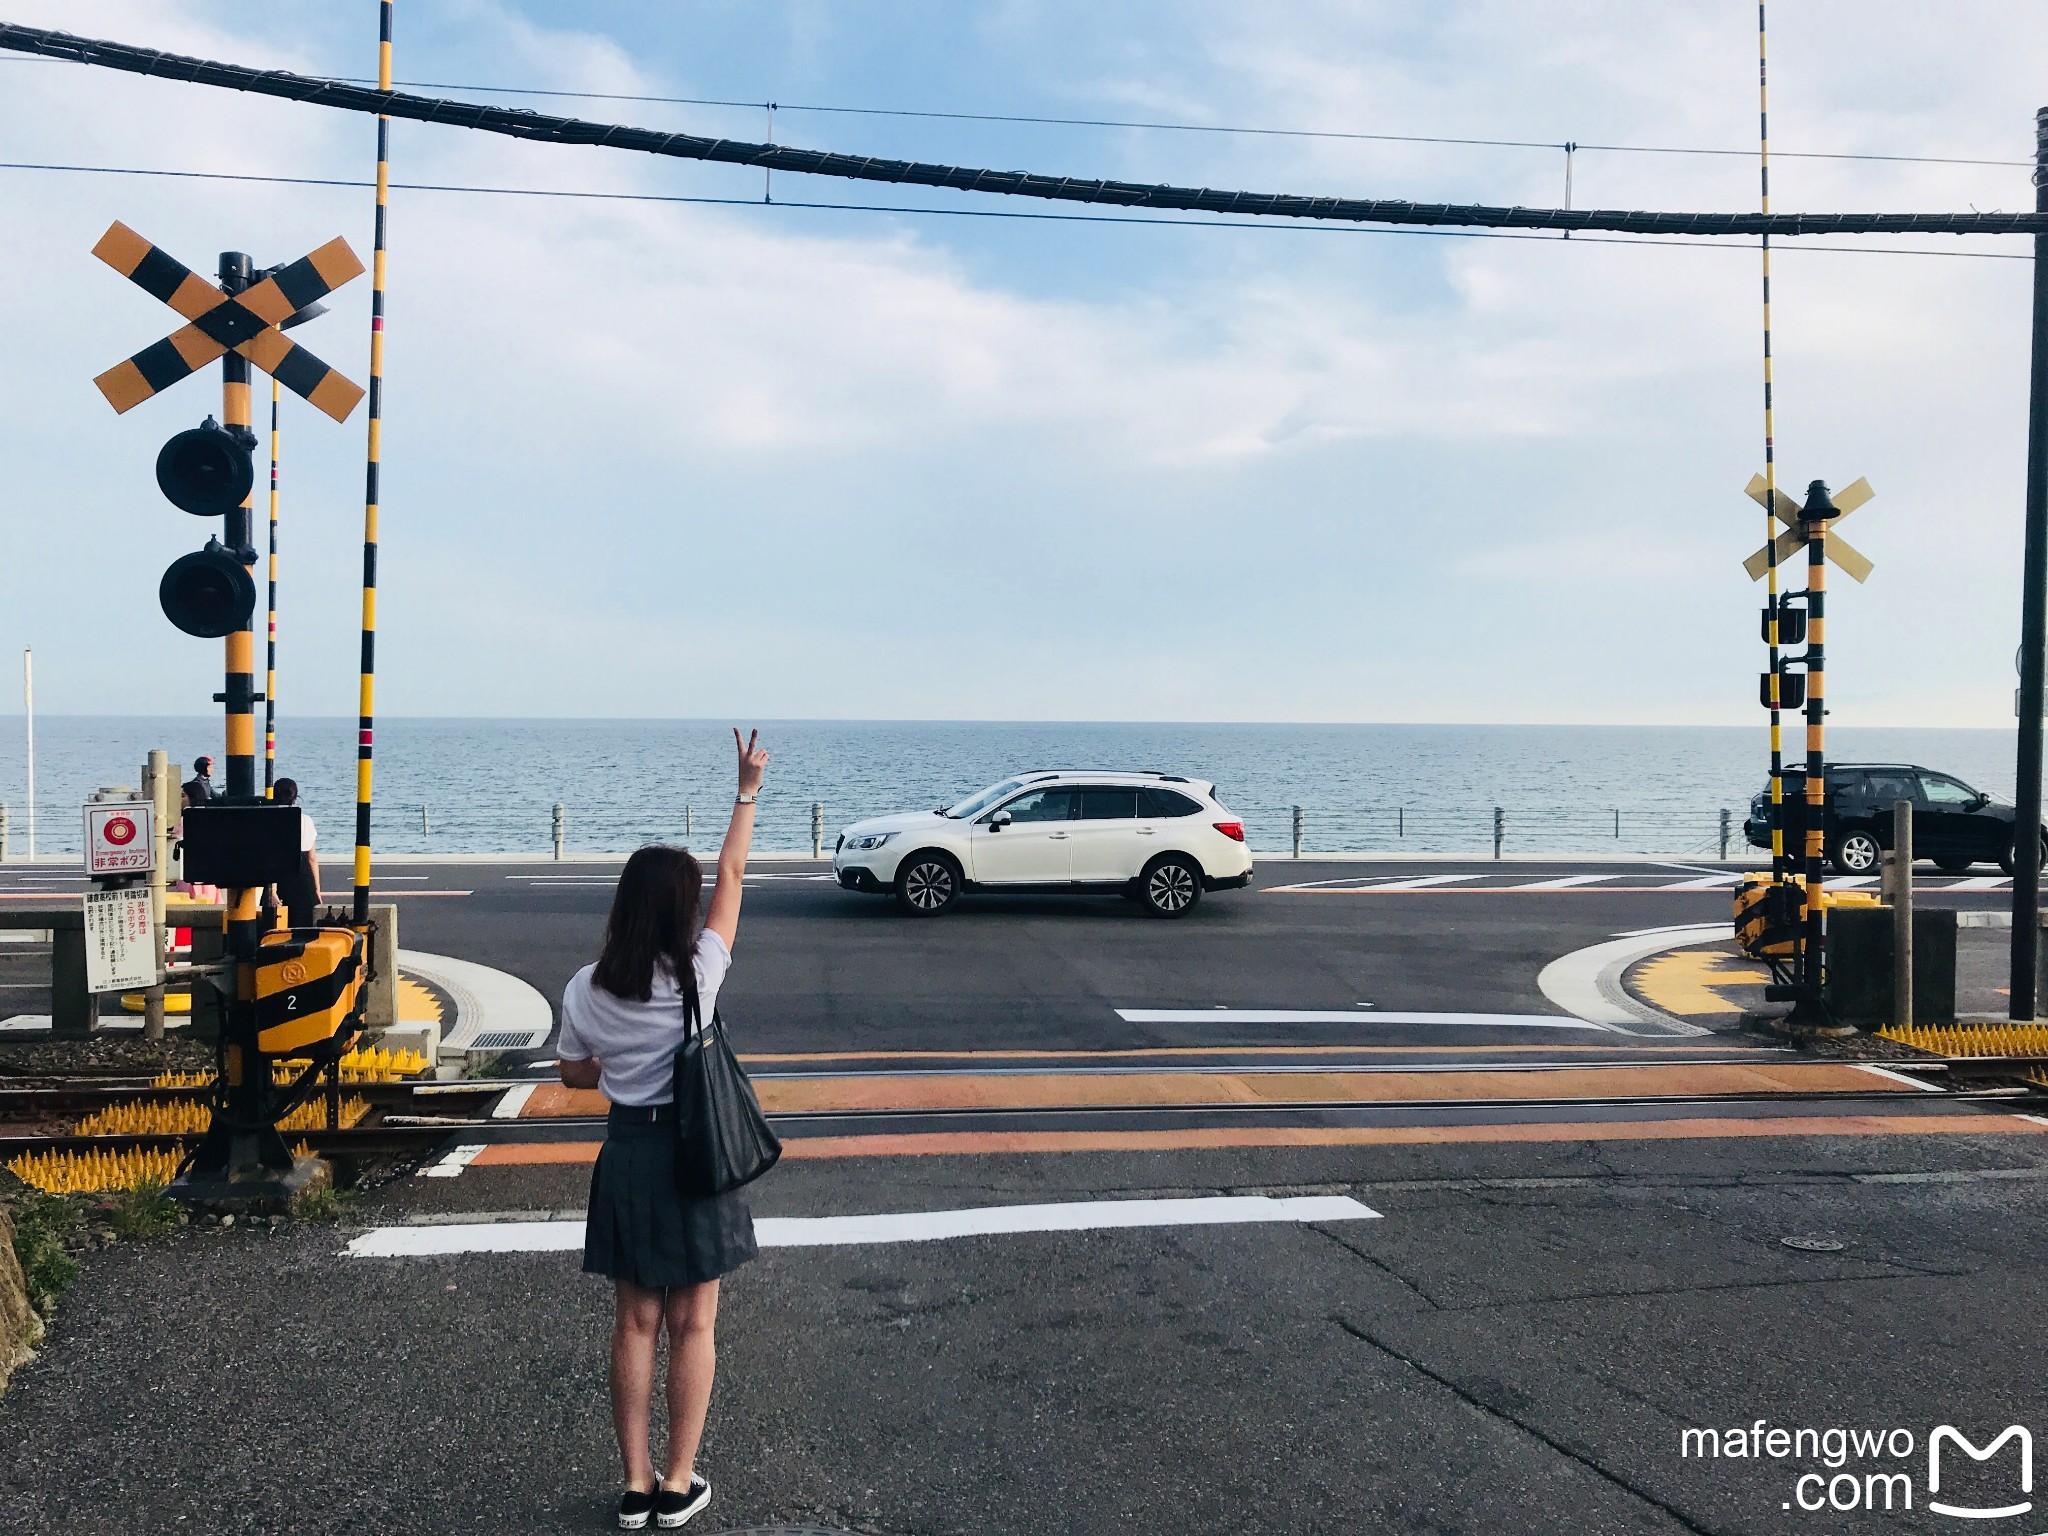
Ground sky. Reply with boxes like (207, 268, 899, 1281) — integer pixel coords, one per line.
(0, 1, 2043, 726)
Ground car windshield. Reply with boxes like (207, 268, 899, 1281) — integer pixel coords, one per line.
(943, 777, 1028, 820)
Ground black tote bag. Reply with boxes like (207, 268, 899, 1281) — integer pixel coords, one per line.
(671, 962, 781, 1198)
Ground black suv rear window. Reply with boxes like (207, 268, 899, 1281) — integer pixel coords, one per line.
(1140, 788, 1202, 818)
(1078, 789, 1138, 820)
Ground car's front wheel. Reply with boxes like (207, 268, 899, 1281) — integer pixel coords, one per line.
(1998, 834, 2048, 877)
(1829, 829, 1882, 876)
(1139, 855, 1203, 919)
(895, 851, 961, 916)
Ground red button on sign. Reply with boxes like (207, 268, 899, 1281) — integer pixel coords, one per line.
(103, 816, 136, 846)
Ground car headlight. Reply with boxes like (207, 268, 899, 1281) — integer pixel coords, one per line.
(844, 832, 896, 852)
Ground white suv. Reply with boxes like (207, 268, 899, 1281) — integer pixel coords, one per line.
(833, 771, 1254, 918)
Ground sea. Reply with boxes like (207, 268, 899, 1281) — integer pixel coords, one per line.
(0, 718, 2023, 859)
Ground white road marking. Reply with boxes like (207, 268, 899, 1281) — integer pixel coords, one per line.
(1852, 1063, 1945, 1093)
(1535, 926, 1725, 1037)
(1500, 875, 1620, 892)
(400, 949, 554, 1053)
(1264, 873, 1480, 893)
(1115, 1008, 1621, 1032)
(491, 1083, 538, 1119)
(1939, 876, 2011, 891)
(346, 1194, 1381, 1257)
(416, 1143, 486, 1179)
(1651, 875, 1739, 892)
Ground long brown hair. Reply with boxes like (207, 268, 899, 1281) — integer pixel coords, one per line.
(592, 845, 704, 1002)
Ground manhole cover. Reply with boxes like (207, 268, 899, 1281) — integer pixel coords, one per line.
(1781, 1236, 1847, 1252)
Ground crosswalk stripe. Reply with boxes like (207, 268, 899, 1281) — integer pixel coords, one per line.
(1500, 875, 1621, 891)
(345, 1194, 1381, 1256)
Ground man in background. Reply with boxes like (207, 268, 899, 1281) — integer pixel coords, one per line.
(181, 755, 215, 807)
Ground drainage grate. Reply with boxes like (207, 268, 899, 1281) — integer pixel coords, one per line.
(465, 1029, 548, 1051)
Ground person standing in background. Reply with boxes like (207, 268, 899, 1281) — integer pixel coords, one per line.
(270, 777, 321, 927)
(181, 755, 216, 806)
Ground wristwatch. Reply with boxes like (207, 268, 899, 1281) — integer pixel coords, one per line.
(736, 793, 758, 804)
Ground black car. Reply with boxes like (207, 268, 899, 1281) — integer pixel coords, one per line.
(1743, 762, 2047, 875)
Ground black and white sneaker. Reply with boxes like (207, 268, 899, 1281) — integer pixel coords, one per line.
(617, 1487, 656, 1530)
(654, 1473, 710, 1529)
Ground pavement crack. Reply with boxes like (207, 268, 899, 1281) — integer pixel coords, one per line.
(1429, 1264, 1980, 1314)
(1307, 1221, 1444, 1311)
(1329, 1314, 1724, 1536)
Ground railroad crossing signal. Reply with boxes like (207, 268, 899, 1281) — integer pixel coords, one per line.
(90, 222, 366, 422)
(1743, 473, 1875, 583)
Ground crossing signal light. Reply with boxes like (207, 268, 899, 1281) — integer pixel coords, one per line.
(160, 539, 256, 638)
(156, 416, 254, 516)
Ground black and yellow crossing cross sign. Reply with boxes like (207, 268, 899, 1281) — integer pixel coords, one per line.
(90, 222, 366, 423)
(1742, 473, 1876, 583)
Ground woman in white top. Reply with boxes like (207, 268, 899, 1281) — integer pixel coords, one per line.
(557, 729, 768, 1531)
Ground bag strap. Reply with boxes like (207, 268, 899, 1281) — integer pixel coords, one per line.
(681, 944, 704, 1043)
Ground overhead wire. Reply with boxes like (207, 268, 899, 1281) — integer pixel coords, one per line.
(0, 50, 2025, 168)
(0, 158, 2027, 259)
(0, 24, 2039, 237)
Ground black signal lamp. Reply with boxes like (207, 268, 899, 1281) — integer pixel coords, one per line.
(160, 539, 257, 638)
(156, 416, 255, 516)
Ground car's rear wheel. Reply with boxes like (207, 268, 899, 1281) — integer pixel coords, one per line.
(1828, 829, 1882, 876)
(1140, 855, 1202, 919)
(1998, 834, 2048, 877)
(1934, 855, 1973, 873)
(895, 851, 961, 916)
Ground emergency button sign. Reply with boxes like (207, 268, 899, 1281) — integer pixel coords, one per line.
(85, 802, 155, 876)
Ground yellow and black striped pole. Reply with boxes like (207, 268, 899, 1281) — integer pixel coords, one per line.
(1798, 479, 1836, 1020)
(352, 0, 392, 927)
(264, 376, 279, 798)
(217, 250, 263, 958)
(1758, 1, 1788, 883)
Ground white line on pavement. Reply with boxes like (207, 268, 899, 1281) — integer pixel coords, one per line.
(1500, 875, 1621, 892)
(1940, 876, 2011, 891)
(416, 1143, 486, 1179)
(1852, 1063, 1945, 1093)
(1116, 1008, 1620, 1032)
(345, 1194, 1381, 1257)
(1535, 926, 1725, 1037)
(491, 1083, 538, 1119)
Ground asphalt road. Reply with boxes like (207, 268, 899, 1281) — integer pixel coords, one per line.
(6, 1130, 2048, 1535)
(328, 856, 2016, 1054)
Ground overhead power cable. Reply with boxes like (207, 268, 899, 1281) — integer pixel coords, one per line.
(0, 23, 2041, 237)
(0, 159, 2026, 260)
(4, 50, 2023, 169)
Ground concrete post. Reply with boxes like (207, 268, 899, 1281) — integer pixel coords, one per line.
(1720, 808, 1732, 860)
(812, 802, 824, 859)
(420, 805, 429, 837)
(552, 803, 565, 861)
(686, 804, 693, 841)
(1493, 807, 1505, 859)
(1291, 806, 1304, 859)
(142, 751, 171, 1042)
(1891, 799, 1914, 1028)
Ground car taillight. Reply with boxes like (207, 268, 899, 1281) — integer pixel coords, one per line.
(1213, 821, 1245, 842)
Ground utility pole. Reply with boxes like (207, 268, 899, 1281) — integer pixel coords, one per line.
(20, 649, 32, 860)
(2011, 106, 2048, 1021)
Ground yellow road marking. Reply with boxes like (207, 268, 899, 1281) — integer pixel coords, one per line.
(1635, 948, 1769, 1016)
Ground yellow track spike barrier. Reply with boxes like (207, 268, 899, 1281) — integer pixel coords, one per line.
(1878, 1023, 2048, 1057)
(5, 1147, 186, 1194)
(149, 1045, 427, 1092)
(71, 1096, 368, 1138)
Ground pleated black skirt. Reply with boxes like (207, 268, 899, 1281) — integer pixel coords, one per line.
(582, 1110, 758, 1289)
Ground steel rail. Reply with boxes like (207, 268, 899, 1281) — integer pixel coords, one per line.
(1, 23, 2044, 238)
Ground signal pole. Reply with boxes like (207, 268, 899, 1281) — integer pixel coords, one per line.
(265, 377, 279, 796)
(218, 252, 261, 961)
(1793, 479, 1838, 1027)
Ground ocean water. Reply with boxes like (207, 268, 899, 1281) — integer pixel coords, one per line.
(0, 717, 2023, 858)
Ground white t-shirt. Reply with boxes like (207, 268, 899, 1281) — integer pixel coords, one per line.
(556, 929, 733, 1107)
(299, 812, 317, 853)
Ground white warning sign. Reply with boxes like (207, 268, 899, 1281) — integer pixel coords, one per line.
(83, 886, 158, 993)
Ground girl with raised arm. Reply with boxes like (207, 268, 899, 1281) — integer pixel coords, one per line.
(557, 729, 769, 1530)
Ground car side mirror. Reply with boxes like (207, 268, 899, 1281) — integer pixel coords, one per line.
(1972, 792, 1991, 811)
(988, 810, 1012, 831)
